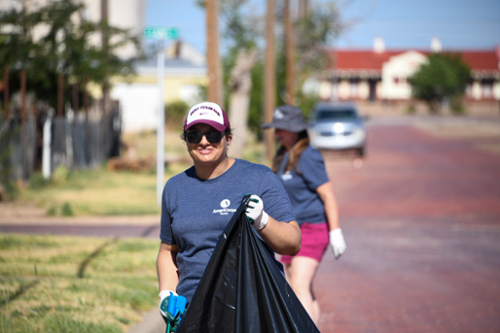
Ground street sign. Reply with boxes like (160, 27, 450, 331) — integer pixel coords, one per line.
(143, 26, 179, 40)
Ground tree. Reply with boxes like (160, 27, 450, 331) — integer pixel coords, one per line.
(275, 1, 342, 118)
(409, 53, 471, 114)
(196, 0, 344, 140)
(0, 0, 142, 112)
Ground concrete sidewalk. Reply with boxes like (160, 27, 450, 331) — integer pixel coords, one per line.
(0, 201, 160, 225)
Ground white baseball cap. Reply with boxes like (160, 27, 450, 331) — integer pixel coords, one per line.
(184, 102, 230, 132)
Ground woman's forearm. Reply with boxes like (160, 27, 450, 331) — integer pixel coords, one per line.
(156, 242, 179, 292)
(316, 182, 340, 231)
(258, 218, 301, 255)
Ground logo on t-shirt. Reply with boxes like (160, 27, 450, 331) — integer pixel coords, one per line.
(213, 199, 236, 215)
(282, 171, 293, 181)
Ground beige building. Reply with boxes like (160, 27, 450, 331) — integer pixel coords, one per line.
(112, 41, 207, 132)
(317, 38, 500, 104)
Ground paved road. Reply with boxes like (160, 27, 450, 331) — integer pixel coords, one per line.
(2, 116, 500, 332)
(315, 118, 500, 332)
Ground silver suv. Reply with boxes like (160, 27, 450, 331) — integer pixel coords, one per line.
(308, 102, 367, 156)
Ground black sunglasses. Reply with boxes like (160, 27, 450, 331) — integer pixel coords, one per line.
(186, 130, 225, 144)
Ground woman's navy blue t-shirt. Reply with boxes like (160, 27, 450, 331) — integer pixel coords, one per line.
(160, 158, 296, 302)
(276, 145, 329, 225)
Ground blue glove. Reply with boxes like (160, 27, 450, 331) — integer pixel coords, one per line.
(159, 290, 187, 332)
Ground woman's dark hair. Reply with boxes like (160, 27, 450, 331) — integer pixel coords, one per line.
(271, 130, 309, 174)
(180, 127, 233, 141)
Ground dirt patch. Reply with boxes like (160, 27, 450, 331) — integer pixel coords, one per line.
(0, 201, 47, 219)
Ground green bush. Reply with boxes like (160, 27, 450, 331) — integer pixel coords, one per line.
(61, 202, 74, 216)
(165, 100, 189, 129)
(52, 166, 69, 185)
(29, 172, 49, 190)
(47, 206, 57, 216)
(405, 104, 416, 114)
(450, 96, 467, 115)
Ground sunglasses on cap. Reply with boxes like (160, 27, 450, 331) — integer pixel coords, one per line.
(186, 130, 225, 144)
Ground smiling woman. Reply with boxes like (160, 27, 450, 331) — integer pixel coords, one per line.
(155, 101, 302, 328)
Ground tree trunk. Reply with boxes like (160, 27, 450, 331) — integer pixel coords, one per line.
(285, 0, 295, 105)
(101, 0, 110, 115)
(264, 0, 276, 160)
(228, 49, 257, 158)
(298, 0, 309, 17)
(206, 0, 223, 105)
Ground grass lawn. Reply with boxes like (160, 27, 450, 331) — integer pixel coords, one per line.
(0, 233, 159, 333)
(14, 129, 268, 217)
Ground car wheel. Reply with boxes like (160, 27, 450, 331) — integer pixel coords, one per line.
(356, 146, 365, 157)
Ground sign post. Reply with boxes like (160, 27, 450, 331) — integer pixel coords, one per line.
(143, 26, 179, 206)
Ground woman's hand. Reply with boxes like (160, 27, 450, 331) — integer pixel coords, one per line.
(245, 194, 301, 255)
(245, 194, 270, 230)
(329, 228, 347, 259)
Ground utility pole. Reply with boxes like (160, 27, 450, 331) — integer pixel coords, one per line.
(206, 0, 222, 105)
(298, 0, 309, 18)
(285, 0, 295, 105)
(156, 39, 165, 206)
(264, 0, 276, 160)
(101, 0, 109, 114)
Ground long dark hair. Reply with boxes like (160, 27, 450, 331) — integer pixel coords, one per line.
(272, 130, 309, 174)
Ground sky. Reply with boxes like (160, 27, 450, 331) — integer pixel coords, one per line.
(146, 0, 500, 53)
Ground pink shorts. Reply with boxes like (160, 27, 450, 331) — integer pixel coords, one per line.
(280, 222, 329, 265)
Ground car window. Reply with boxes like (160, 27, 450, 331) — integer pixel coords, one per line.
(315, 109, 357, 121)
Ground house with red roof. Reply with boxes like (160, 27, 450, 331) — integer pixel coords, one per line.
(317, 38, 500, 104)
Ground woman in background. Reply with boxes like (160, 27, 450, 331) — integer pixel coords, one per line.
(262, 104, 347, 324)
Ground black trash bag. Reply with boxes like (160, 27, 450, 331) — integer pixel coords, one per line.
(176, 196, 320, 333)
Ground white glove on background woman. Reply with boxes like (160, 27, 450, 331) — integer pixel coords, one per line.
(245, 194, 269, 230)
(329, 228, 347, 259)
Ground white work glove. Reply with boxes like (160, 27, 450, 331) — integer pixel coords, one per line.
(159, 290, 177, 318)
(245, 194, 269, 230)
(329, 228, 347, 259)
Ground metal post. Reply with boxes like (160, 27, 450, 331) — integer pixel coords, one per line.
(42, 108, 54, 179)
(157, 40, 165, 206)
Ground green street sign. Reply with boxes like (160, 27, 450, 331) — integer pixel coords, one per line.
(143, 26, 179, 40)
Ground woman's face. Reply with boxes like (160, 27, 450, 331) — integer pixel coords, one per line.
(185, 123, 231, 168)
(274, 129, 298, 150)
